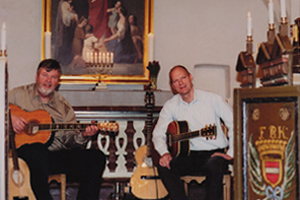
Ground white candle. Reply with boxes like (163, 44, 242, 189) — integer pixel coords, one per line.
(1, 23, 6, 53)
(110, 52, 114, 63)
(44, 31, 51, 58)
(268, 0, 274, 24)
(103, 52, 106, 63)
(247, 12, 252, 36)
(99, 52, 102, 63)
(280, 0, 286, 18)
(148, 33, 154, 61)
(106, 52, 109, 64)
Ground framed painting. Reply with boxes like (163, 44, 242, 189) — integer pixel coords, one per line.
(234, 86, 300, 200)
(41, 0, 153, 85)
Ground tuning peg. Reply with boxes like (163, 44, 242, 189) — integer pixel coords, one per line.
(109, 122, 119, 132)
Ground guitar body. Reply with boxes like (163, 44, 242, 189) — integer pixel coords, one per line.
(9, 104, 52, 149)
(9, 157, 36, 200)
(130, 145, 168, 199)
(166, 121, 190, 158)
(9, 104, 119, 150)
(152, 120, 216, 166)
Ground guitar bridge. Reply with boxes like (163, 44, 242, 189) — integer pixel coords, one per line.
(13, 197, 29, 200)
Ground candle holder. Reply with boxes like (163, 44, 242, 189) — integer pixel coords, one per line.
(0, 50, 7, 57)
(86, 51, 114, 90)
(255, 16, 294, 87)
(236, 35, 256, 88)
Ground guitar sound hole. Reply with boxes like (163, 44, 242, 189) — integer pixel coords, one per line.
(13, 197, 29, 200)
(26, 120, 39, 135)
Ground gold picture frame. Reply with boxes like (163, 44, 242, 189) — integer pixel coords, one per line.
(41, 0, 153, 85)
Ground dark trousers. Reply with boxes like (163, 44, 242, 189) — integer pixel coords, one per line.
(157, 149, 228, 200)
(17, 143, 106, 200)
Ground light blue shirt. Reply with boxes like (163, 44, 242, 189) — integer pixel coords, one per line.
(152, 89, 234, 158)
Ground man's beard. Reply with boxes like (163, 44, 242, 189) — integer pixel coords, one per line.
(38, 85, 54, 96)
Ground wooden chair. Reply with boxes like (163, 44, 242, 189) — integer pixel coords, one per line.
(180, 171, 231, 200)
(48, 174, 67, 200)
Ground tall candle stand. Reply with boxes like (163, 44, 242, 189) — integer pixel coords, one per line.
(235, 35, 256, 88)
(256, 23, 276, 87)
(275, 16, 294, 85)
(86, 52, 114, 90)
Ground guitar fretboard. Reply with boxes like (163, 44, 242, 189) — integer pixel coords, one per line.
(172, 130, 200, 142)
(171, 125, 216, 143)
(35, 123, 96, 133)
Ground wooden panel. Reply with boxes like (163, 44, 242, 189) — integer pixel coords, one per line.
(234, 86, 300, 200)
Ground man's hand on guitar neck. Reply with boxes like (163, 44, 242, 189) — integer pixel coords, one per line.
(82, 125, 99, 137)
(11, 114, 27, 134)
(159, 152, 173, 169)
(82, 121, 99, 137)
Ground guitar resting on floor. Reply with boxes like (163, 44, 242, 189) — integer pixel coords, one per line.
(130, 86, 168, 200)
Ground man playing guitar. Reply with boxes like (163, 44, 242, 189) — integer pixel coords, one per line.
(9, 59, 106, 200)
(152, 65, 233, 200)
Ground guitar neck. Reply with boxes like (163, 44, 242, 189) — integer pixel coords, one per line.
(171, 125, 216, 143)
(172, 130, 200, 143)
(146, 107, 153, 156)
(145, 88, 155, 157)
(38, 123, 94, 132)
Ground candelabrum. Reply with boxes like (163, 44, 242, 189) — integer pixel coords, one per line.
(86, 51, 114, 90)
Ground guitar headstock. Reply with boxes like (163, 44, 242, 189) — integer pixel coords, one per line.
(201, 124, 217, 140)
(97, 121, 119, 136)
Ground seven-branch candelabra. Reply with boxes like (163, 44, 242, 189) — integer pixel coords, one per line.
(86, 51, 114, 90)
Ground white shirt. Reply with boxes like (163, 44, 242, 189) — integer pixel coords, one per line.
(152, 89, 234, 158)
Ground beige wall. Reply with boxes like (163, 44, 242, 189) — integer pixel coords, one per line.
(0, 0, 299, 105)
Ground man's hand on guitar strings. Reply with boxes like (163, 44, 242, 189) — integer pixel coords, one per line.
(159, 153, 172, 169)
(11, 114, 27, 134)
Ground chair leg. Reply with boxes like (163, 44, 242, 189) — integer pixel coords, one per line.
(183, 181, 189, 195)
(60, 174, 66, 200)
(223, 175, 231, 200)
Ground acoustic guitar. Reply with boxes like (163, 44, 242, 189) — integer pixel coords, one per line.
(152, 121, 216, 166)
(9, 104, 119, 149)
(130, 87, 168, 200)
(8, 110, 36, 200)
(9, 157, 36, 200)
